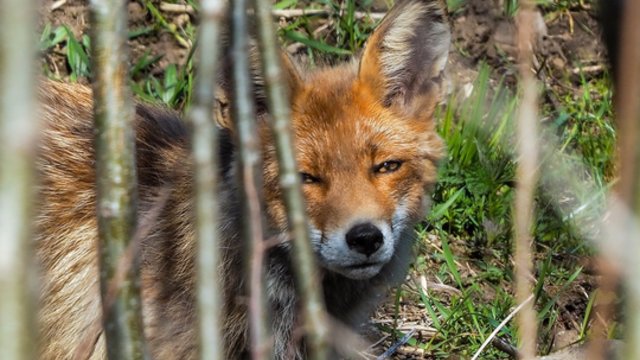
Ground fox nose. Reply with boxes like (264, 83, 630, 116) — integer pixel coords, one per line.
(345, 223, 383, 256)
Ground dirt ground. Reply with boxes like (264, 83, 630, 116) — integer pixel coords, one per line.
(38, 0, 610, 358)
(41, 0, 192, 82)
(40, 0, 607, 89)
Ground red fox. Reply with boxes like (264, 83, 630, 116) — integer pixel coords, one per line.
(36, 0, 450, 358)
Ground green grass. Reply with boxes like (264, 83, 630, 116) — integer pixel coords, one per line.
(404, 61, 614, 357)
(39, 0, 616, 357)
(40, 25, 91, 81)
(39, 18, 196, 110)
(277, 0, 379, 64)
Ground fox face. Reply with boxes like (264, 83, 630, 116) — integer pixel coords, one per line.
(291, 92, 443, 280)
(259, 0, 450, 280)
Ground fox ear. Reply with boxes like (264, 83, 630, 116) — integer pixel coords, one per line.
(216, 39, 303, 131)
(249, 50, 303, 115)
(358, 0, 450, 117)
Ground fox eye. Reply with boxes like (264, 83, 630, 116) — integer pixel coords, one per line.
(374, 160, 403, 174)
(300, 172, 321, 184)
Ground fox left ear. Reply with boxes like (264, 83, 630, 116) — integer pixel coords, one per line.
(216, 37, 303, 132)
(358, 0, 450, 117)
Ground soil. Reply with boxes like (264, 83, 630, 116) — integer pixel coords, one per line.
(40, 0, 608, 100)
(38, 0, 609, 358)
(41, 0, 191, 82)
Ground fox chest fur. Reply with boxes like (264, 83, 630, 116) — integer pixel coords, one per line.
(36, 0, 451, 358)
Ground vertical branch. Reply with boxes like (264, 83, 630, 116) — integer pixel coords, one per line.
(586, 260, 619, 360)
(514, 2, 539, 359)
(89, 0, 146, 358)
(614, 1, 640, 359)
(230, 0, 270, 357)
(614, 0, 640, 203)
(252, 0, 329, 359)
(0, 0, 38, 358)
(188, 0, 227, 359)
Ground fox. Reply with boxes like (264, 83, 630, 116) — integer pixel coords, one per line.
(35, 0, 451, 358)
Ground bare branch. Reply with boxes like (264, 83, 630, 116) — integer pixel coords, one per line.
(159, 2, 195, 14)
(514, 2, 540, 359)
(230, 0, 270, 357)
(89, 0, 146, 358)
(271, 8, 385, 20)
(612, 0, 640, 359)
(252, 0, 330, 358)
(0, 0, 38, 358)
(187, 0, 227, 359)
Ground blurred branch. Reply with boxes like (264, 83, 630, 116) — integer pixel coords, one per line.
(0, 0, 38, 358)
(230, 0, 270, 357)
(587, 0, 640, 357)
(514, 2, 540, 359)
(615, 3, 640, 202)
(613, 0, 640, 359)
(187, 0, 226, 359)
(89, 0, 146, 358)
(252, 0, 330, 358)
(586, 260, 619, 360)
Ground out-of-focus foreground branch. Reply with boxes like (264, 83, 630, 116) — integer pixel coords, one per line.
(89, 0, 147, 358)
(0, 0, 39, 358)
(514, 1, 540, 359)
(188, 0, 226, 359)
(613, 0, 640, 359)
(252, 0, 329, 358)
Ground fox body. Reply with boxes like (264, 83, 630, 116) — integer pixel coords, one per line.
(36, 0, 450, 358)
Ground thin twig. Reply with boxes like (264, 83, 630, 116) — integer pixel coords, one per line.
(50, 0, 67, 11)
(230, 0, 270, 357)
(365, 334, 390, 352)
(395, 345, 426, 357)
(157, 2, 386, 20)
(375, 329, 416, 360)
(272, 8, 385, 20)
(159, 2, 195, 14)
(416, 274, 462, 296)
(514, 3, 540, 359)
(471, 294, 534, 360)
(252, 0, 331, 357)
(492, 336, 519, 357)
(188, 0, 227, 359)
(571, 64, 604, 75)
(143, 0, 191, 48)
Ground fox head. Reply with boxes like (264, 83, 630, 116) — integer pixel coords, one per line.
(222, 0, 450, 280)
(263, 0, 450, 280)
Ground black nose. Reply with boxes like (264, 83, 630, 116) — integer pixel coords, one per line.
(345, 223, 383, 256)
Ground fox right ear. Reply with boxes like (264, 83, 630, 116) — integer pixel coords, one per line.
(358, 0, 450, 118)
